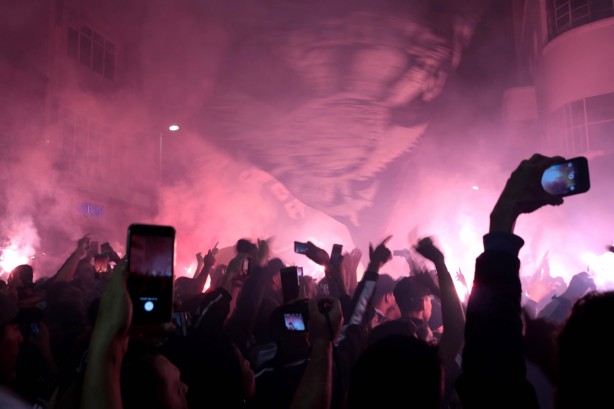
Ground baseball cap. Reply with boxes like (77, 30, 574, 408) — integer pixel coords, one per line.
(373, 274, 398, 304)
(393, 276, 433, 313)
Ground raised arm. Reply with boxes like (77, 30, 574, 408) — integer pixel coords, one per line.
(415, 237, 465, 368)
(52, 235, 90, 283)
(457, 153, 565, 409)
(537, 271, 595, 325)
(341, 248, 362, 296)
(81, 263, 131, 409)
(290, 297, 343, 409)
(345, 236, 392, 328)
(192, 249, 216, 294)
(222, 252, 273, 355)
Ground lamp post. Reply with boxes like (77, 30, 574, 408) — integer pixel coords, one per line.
(159, 124, 180, 184)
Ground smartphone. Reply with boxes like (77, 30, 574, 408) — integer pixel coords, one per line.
(330, 244, 343, 266)
(126, 224, 176, 324)
(541, 157, 590, 197)
(294, 241, 308, 254)
(280, 266, 302, 304)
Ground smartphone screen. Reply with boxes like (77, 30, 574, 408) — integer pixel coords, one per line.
(294, 241, 308, 254)
(541, 157, 590, 197)
(283, 312, 306, 331)
(126, 224, 175, 324)
(280, 266, 301, 304)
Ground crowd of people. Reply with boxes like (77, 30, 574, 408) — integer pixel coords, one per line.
(0, 153, 611, 409)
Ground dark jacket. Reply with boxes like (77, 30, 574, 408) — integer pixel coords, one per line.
(456, 232, 539, 409)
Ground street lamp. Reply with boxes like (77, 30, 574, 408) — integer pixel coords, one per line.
(159, 124, 179, 183)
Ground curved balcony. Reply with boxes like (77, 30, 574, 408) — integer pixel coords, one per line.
(536, 17, 614, 114)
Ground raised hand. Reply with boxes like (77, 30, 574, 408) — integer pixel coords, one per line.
(308, 297, 343, 343)
(305, 241, 330, 266)
(491, 154, 565, 232)
(562, 271, 596, 301)
(203, 249, 216, 268)
(368, 235, 393, 270)
(76, 234, 91, 257)
(342, 248, 362, 273)
(414, 237, 445, 265)
(342, 248, 362, 294)
(257, 238, 271, 266)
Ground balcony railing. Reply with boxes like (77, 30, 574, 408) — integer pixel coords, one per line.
(547, 0, 614, 40)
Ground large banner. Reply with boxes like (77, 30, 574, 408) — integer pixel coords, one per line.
(189, 0, 485, 248)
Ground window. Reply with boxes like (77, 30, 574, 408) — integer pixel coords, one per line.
(546, 0, 614, 40)
(67, 25, 115, 80)
(58, 109, 112, 177)
(545, 91, 614, 154)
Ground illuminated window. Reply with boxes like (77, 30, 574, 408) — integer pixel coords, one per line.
(67, 25, 115, 80)
(546, 0, 614, 39)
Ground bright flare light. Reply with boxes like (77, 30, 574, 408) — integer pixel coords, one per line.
(0, 247, 30, 275)
(472, 185, 479, 190)
(581, 251, 599, 270)
(579, 251, 614, 290)
(169, 124, 180, 131)
(600, 252, 614, 273)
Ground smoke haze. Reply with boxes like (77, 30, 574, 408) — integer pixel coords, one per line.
(1, 0, 613, 294)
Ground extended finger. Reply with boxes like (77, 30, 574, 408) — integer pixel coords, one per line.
(380, 235, 393, 246)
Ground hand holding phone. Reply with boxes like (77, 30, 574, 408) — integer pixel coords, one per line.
(126, 224, 176, 324)
(491, 154, 569, 232)
(78, 235, 91, 252)
(294, 241, 308, 254)
(299, 241, 330, 266)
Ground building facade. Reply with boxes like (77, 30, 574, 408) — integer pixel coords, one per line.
(505, 0, 614, 160)
(0, 0, 163, 271)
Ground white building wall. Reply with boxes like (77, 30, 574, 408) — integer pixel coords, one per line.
(536, 18, 614, 113)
